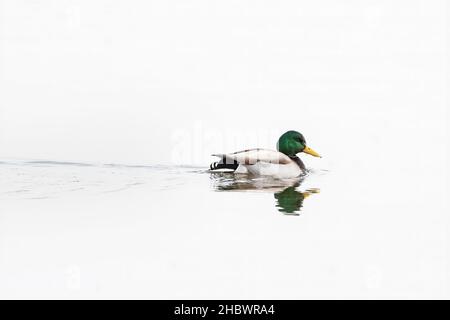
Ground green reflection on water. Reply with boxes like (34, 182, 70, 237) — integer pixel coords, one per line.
(210, 173, 319, 215)
(274, 186, 319, 215)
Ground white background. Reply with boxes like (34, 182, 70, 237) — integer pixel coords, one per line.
(0, 0, 447, 166)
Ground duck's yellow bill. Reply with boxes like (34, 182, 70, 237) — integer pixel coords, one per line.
(303, 146, 321, 157)
(302, 192, 311, 199)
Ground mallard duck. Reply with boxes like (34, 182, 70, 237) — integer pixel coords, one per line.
(210, 130, 321, 179)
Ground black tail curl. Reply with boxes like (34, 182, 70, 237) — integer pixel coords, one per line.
(210, 157, 239, 171)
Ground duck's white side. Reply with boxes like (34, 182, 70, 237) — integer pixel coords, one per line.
(212, 148, 303, 179)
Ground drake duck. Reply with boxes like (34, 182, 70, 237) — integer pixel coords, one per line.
(210, 130, 321, 179)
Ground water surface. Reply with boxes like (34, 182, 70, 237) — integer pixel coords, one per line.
(0, 160, 325, 215)
(0, 159, 447, 299)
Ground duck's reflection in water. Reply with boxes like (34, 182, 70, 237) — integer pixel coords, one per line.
(274, 186, 320, 215)
(210, 173, 319, 215)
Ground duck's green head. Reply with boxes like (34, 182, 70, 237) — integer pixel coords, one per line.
(276, 130, 321, 158)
